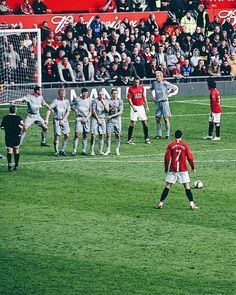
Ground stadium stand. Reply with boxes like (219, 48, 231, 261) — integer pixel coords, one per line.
(0, 0, 236, 89)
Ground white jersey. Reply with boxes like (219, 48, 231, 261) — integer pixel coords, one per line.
(92, 98, 108, 119)
(72, 96, 92, 118)
(107, 99, 123, 122)
(24, 93, 46, 115)
(151, 81, 175, 102)
(49, 99, 71, 120)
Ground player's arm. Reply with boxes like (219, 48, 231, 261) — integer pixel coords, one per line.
(61, 102, 71, 122)
(18, 119, 24, 130)
(186, 145, 195, 171)
(101, 99, 109, 113)
(164, 147, 171, 173)
(11, 96, 27, 104)
(150, 83, 157, 102)
(143, 93, 150, 112)
(167, 82, 178, 95)
(45, 101, 55, 124)
(1, 117, 5, 129)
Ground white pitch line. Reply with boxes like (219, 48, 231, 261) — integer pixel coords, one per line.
(176, 101, 236, 109)
(12, 158, 236, 165)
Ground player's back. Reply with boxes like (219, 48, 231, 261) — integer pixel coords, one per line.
(165, 140, 194, 172)
(1, 115, 22, 137)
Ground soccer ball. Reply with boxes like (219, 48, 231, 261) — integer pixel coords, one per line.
(194, 180, 204, 189)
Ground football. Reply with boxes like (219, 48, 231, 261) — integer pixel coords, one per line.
(194, 180, 204, 189)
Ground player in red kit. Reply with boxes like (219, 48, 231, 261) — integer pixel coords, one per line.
(203, 80, 222, 141)
(156, 130, 199, 210)
(127, 77, 151, 144)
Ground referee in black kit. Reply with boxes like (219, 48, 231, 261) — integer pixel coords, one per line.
(1, 105, 24, 172)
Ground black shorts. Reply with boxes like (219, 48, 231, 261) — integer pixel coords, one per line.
(5, 136, 21, 148)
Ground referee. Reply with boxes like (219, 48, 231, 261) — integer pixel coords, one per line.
(1, 105, 24, 171)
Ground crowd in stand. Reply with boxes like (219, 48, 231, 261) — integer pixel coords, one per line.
(0, 1, 236, 86)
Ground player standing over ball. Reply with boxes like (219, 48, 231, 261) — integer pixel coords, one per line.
(156, 130, 199, 210)
(71, 88, 92, 156)
(203, 80, 222, 141)
(1, 105, 24, 171)
(90, 89, 109, 156)
(11, 86, 50, 147)
(127, 77, 151, 145)
(45, 88, 71, 156)
(150, 71, 178, 139)
(104, 88, 123, 156)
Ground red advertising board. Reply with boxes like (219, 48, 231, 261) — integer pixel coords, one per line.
(0, 11, 169, 33)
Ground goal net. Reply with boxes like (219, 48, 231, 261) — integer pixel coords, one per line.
(0, 28, 42, 104)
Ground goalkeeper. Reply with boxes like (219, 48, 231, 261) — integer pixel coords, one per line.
(11, 86, 50, 147)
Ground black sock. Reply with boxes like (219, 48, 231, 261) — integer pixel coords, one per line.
(160, 187, 169, 202)
(7, 153, 12, 166)
(128, 126, 134, 141)
(142, 122, 149, 140)
(185, 189, 193, 202)
(14, 153, 20, 167)
(208, 122, 214, 136)
(216, 125, 220, 137)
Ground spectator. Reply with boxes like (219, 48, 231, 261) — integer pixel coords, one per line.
(75, 16, 87, 37)
(150, 44, 158, 60)
(190, 48, 201, 67)
(20, 0, 34, 15)
(81, 56, 95, 81)
(181, 59, 193, 77)
(99, 50, 111, 68)
(64, 21, 77, 38)
(83, 29, 95, 46)
(100, 0, 117, 12)
(41, 21, 51, 41)
(180, 11, 196, 34)
(196, 4, 209, 33)
(133, 56, 146, 78)
(77, 41, 89, 61)
(160, 61, 170, 77)
(119, 17, 132, 35)
(199, 45, 210, 65)
(208, 16, 222, 32)
(146, 0, 159, 11)
(208, 59, 221, 77)
(191, 59, 207, 76)
(109, 62, 119, 83)
(218, 40, 229, 60)
(229, 38, 236, 54)
(146, 13, 159, 32)
(209, 47, 220, 63)
(169, 0, 187, 20)
(90, 15, 103, 39)
(118, 42, 131, 57)
(192, 26, 204, 42)
(117, 62, 135, 85)
(17, 58, 31, 83)
(58, 40, 72, 60)
(227, 52, 236, 77)
(117, 0, 131, 12)
(95, 65, 110, 83)
(95, 37, 105, 55)
(57, 56, 76, 83)
(222, 17, 234, 40)
(172, 63, 184, 80)
(3, 61, 17, 84)
(166, 47, 178, 71)
(146, 59, 159, 78)
(74, 63, 85, 82)
(0, 0, 13, 14)
(42, 58, 57, 82)
(138, 19, 148, 36)
(220, 59, 231, 76)
(23, 33, 33, 48)
(107, 45, 121, 63)
(70, 51, 82, 70)
(17, 40, 29, 60)
(156, 44, 167, 66)
(32, 0, 51, 14)
(2, 44, 20, 69)
(131, 0, 146, 12)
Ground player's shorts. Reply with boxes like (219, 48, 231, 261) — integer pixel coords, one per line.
(91, 118, 106, 135)
(155, 101, 171, 118)
(209, 112, 221, 124)
(53, 119, 70, 136)
(166, 171, 190, 184)
(24, 113, 45, 128)
(130, 105, 147, 121)
(5, 136, 21, 148)
(106, 119, 121, 135)
(75, 118, 90, 134)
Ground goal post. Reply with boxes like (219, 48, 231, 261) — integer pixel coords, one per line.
(0, 28, 42, 104)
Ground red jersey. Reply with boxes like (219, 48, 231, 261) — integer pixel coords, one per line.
(127, 85, 145, 106)
(165, 140, 195, 172)
(210, 88, 222, 113)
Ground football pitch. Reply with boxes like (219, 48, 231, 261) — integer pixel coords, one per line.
(0, 94, 236, 295)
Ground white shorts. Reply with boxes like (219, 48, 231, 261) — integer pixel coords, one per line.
(53, 120, 70, 136)
(75, 118, 90, 134)
(106, 119, 121, 135)
(209, 112, 221, 124)
(166, 171, 190, 184)
(25, 114, 45, 128)
(91, 118, 106, 135)
(130, 105, 147, 122)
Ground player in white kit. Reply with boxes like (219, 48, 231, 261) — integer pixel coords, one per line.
(71, 88, 92, 156)
(45, 88, 71, 156)
(11, 86, 50, 146)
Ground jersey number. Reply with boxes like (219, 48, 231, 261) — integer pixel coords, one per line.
(176, 149, 182, 161)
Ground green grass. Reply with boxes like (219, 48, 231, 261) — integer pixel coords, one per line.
(0, 95, 236, 295)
